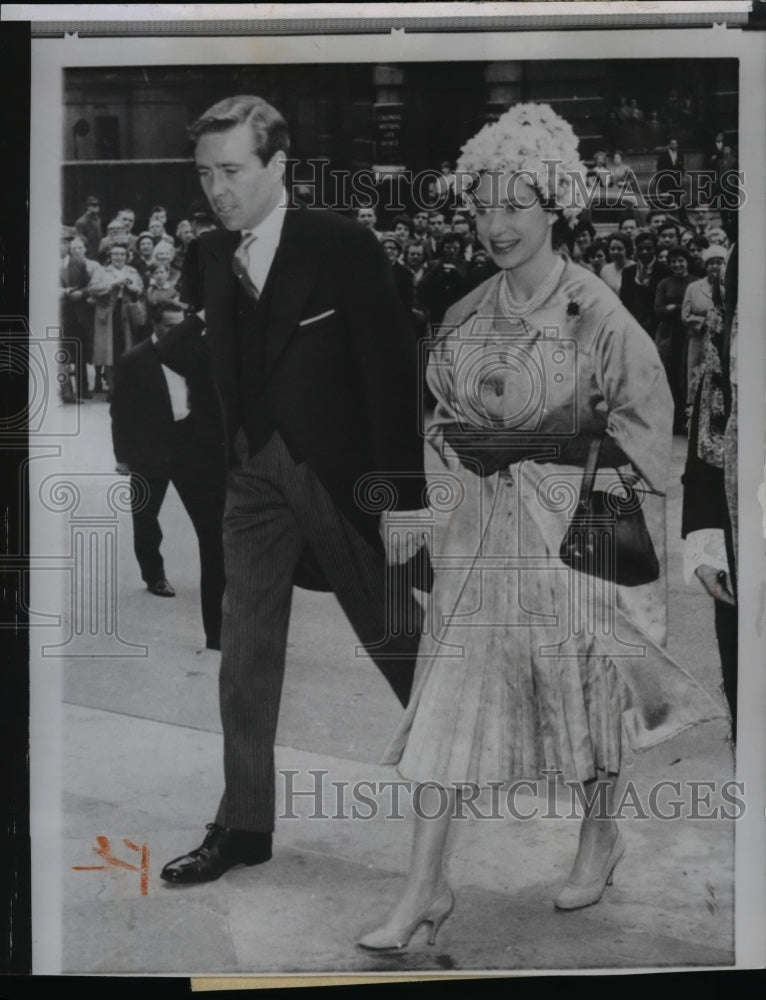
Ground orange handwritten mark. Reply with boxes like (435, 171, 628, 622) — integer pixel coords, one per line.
(72, 836, 150, 896)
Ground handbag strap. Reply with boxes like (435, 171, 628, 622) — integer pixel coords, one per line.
(578, 436, 603, 506)
(580, 433, 666, 500)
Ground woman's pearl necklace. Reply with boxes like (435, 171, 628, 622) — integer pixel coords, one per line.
(498, 256, 566, 320)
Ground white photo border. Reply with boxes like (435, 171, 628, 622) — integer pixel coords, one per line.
(26, 8, 766, 981)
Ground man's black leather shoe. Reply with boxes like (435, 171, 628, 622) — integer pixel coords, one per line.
(160, 824, 272, 884)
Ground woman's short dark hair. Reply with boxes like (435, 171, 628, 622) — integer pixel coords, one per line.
(573, 218, 596, 240)
(393, 214, 413, 232)
(667, 245, 692, 264)
(188, 95, 291, 164)
(690, 234, 710, 250)
(607, 231, 634, 257)
(584, 238, 609, 262)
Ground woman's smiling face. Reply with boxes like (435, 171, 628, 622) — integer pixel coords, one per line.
(471, 172, 553, 271)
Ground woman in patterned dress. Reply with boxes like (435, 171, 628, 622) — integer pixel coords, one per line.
(357, 105, 724, 952)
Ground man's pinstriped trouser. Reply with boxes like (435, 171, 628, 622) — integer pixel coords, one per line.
(214, 430, 423, 832)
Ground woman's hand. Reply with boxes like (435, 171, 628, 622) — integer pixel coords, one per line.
(694, 564, 735, 605)
(379, 509, 430, 565)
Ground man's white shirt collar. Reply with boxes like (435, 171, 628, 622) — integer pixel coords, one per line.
(241, 192, 287, 293)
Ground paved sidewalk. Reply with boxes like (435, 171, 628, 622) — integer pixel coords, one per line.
(44, 397, 734, 977)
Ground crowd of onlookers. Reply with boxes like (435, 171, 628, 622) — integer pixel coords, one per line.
(361, 194, 735, 436)
(60, 158, 736, 441)
(59, 197, 217, 401)
(604, 88, 731, 153)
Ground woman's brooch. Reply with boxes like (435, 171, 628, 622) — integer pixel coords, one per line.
(566, 297, 582, 319)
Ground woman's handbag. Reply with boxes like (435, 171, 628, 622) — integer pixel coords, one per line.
(559, 436, 660, 587)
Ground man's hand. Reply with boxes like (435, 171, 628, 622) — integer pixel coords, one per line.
(694, 564, 735, 606)
(115, 462, 130, 475)
(380, 508, 431, 565)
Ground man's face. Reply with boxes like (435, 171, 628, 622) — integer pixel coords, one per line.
(669, 140, 678, 153)
(452, 217, 470, 237)
(649, 214, 666, 232)
(148, 218, 164, 238)
(689, 243, 704, 265)
(636, 238, 656, 265)
(69, 238, 86, 261)
(406, 244, 424, 269)
(429, 214, 445, 235)
(658, 227, 677, 249)
(356, 208, 377, 229)
(119, 211, 135, 233)
(413, 211, 428, 234)
(155, 308, 185, 340)
(195, 123, 285, 232)
(441, 239, 461, 262)
(86, 202, 99, 217)
(620, 219, 638, 237)
(176, 221, 194, 245)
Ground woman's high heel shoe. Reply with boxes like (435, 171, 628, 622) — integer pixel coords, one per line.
(554, 831, 625, 911)
(357, 888, 454, 951)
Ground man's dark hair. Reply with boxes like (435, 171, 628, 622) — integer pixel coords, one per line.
(690, 234, 710, 250)
(658, 222, 679, 239)
(647, 208, 668, 223)
(634, 229, 658, 251)
(149, 298, 186, 327)
(188, 95, 291, 164)
(438, 230, 464, 253)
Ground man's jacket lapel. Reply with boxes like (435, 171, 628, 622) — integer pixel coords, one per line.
(262, 206, 321, 381)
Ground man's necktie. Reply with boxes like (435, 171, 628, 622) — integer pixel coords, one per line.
(232, 232, 259, 301)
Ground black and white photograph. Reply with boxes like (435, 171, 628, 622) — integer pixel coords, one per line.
(11, 2, 766, 982)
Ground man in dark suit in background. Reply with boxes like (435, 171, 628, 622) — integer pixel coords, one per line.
(156, 95, 429, 884)
(655, 137, 686, 209)
(110, 299, 226, 649)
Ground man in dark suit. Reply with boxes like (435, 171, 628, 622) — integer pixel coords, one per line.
(110, 299, 226, 649)
(654, 137, 685, 208)
(379, 233, 415, 311)
(157, 95, 428, 884)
